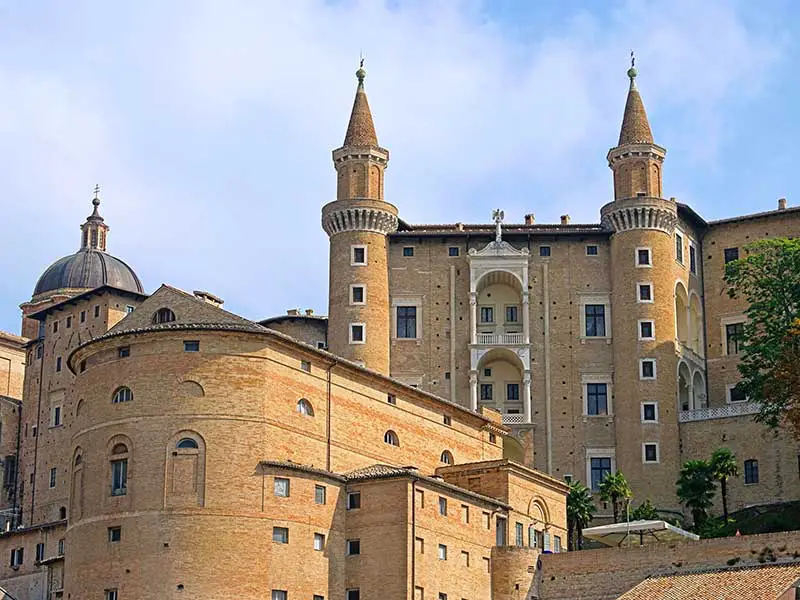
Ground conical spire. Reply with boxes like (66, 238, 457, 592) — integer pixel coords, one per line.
(617, 55, 654, 146)
(343, 59, 378, 147)
(80, 184, 109, 251)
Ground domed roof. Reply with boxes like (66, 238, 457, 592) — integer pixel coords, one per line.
(33, 249, 144, 297)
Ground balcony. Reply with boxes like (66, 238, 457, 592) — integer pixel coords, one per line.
(476, 332, 525, 345)
(502, 413, 526, 425)
(679, 402, 759, 423)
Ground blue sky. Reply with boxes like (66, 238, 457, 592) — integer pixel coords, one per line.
(0, 0, 797, 333)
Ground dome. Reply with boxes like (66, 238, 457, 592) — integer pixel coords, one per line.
(33, 249, 144, 297)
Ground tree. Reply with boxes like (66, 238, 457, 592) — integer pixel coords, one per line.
(598, 471, 632, 524)
(765, 319, 800, 437)
(676, 460, 716, 528)
(725, 238, 800, 433)
(630, 499, 659, 521)
(566, 481, 596, 550)
(710, 448, 738, 521)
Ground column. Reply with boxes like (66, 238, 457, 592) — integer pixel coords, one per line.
(469, 370, 478, 411)
(523, 371, 532, 423)
(522, 291, 530, 344)
(470, 292, 477, 345)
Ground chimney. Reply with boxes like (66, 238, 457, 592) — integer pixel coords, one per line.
(456, 222, 464, 231)
(193, 291, 224, 308)
(778, 198, 787, 210)
(286, 309, 300, 316)
(560, 215, 571, 225)
(524, 213, 535, 225)
(305, 309, 315, 316)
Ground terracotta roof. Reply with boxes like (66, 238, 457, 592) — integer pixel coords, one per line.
(393, 223, 607, 236)
(616, 562, 800, 600)
(343, 76, 378, 147)
(618, 77, 654, 146)
(708, 204, 800, 226)
(0, 331, 28, 348)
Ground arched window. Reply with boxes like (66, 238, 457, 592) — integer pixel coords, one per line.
(112, 443, 128, 455)
(440, 450, 454, 465)
(71, 449, 85, 521)
(383, 430, 399, 447)
(74, 454, 82, 466)
(153, 307, 176, 324)
(167, 432, 206, 508)
(75, 399, 84, 417)
(297, 399, 314, 416)
(112, 387, 132, 404)
(176, 438, 199, 449)
(110, 443, 129, 496)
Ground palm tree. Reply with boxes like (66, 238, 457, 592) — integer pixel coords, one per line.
(598, 471, 632, 523)
(710, 448, 738, 521)
(676, 459, 716, 528)
(566, 481, 596, 550)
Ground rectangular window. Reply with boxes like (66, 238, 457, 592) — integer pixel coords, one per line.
(586, 245, 598, 256)
(744, 459, 759, 484)
(351, 285, 365, 305)
(35, 543, 44, 562)
(590, 457, 612, 491)
(461, 504, 469, 523)
(482, 512, 491, 529)
(554, 536, 562, 553)
(315, 485, 326, 505)
(105, 590, 118, 600)
(94, 305, 101, 318)
(461, 550, 470, 566)
(397, 306, 417, 339)
(483, 557, 491, 572)
(586, 383, 608, 416)
(111, 459, 127, 496)
(415, 536, 424, 554)
(639, 320, 655, 340)
(58, 539, 64, 555)
(80, 310, 86, 323)
(126, 305, 135, 314)
(346, 590, 360, 600)
(55, 357, 62, 372)
(479, 306, 494, 323)
(351, 246, 366, 265)
(387, 394, 397, 405)
(183, 340, 200, 352)
(496, 516, 507, 546)
(52, 405, 62, 427)
(272, 591, 287, 600)
(543, 533, 551, 552)
(448, 247, 459, 257)
(642, 402, 658, 422)
(638, 283, 652, 302)
(729, 384, 747, 403)
(515, 522, 524, 546)
(724, 247, 739, 264)
(66, 316, 72, 328)
(504, 383, 520, 402)
(438, 594, 447, 600)
(350, 324, 364, 344)
(36, 345, 43, 360)
(689, 244, 697, 274)
(640, 359, 656, 380)
(118, 346, 130, 358)
(643, 443, 659, 463)
(10, 547, 23, 567)
(49, 467, 57, 488)
(314, 532, 325, 551)
(675, 233, 684, 263)
(438, 544, 447, 560)
(53, 321, 59, 333)
(539, 246, 551, 257)
(108, 527, 122, 543)
(272, 527, 289, 544)
(274, 477, 290, 497)
(314, 596, 325, 600)
(479, 384, 493, 401)
(726, 322, 745, 355)
(403, 246, 414, 257)
(347, 491, 361, 510)
(529, 527, 537, 548)
(584, 305, 606, 337)
(637, 248, 651, 266)
(438, 497, 447, 516)
(300, 360, 311, 373)
(346, 539, 360, 555)
(505, 305, 518, 323)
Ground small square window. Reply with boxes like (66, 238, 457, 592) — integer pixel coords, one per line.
(387, 394, 397, 405)
(351, 285, 365, 304)
(315, 485, 326, 505)
(729, 384, 747, 403)
(642, 402, 658, 422)
(300, 360, 311, 372)
(272, 591, 287, 600)
(448, 247, 459, 257)
(438, 544, 447, 560)
(346, 590, 360, 600)
(640, 360, 656, 380)
(274, 478, 290, 497)
(444, 371, 451, 379)
(118, 346, 130, 358)
(347, 492, 361, 510)
(637, 248, 651, 266)
(346, 539, 361, 555)
(639, 320, 654, 340)
(539, 246, 551, 257)
(126, 305, 135, 314)
(488, 433, 496, 444)
(483, 368, 492, 377)
(643, 443, 659, 463)
(108, 526, 121, 542)
(564, 474, 573, 484)
(184, 340, 200, 352)
(272, 527, 289, 544)
(724, 247, 739, 264)
(586, 245, 598, 256)
(314, 596, 325, 600)
(105, 590, 119, 600)
(443, 415, 452, 426)
(316, 341, 326, 350)
(438, 497, 447, 516)
(314, 533, 325, 551)
(352, 246, 366, 265)
(439, 594, 448, 600)
(638, 283, 653, 302)
(350, 324, 365, 344)
(403, 247, 414, 257)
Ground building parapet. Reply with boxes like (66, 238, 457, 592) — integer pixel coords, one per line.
(477, 332, 526, 345)
(678, 402, 760, 423)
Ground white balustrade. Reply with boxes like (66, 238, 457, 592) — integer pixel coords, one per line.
(502, 413, 525, 425)
(476, 332, 525, 345)
(678, 402, 759, 423)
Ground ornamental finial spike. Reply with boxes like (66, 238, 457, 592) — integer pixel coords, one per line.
(92, 183, 101, 206)
(627, 50, 638, 83)
(356, 55, 366, 86)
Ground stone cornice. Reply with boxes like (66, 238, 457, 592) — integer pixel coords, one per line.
(322, 204, 399, 237)
(600, 196, 678, 234)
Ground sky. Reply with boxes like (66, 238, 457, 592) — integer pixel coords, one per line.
(0, 0, 798, 333)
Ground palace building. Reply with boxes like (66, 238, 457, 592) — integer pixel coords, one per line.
(0, 60, 797, 599)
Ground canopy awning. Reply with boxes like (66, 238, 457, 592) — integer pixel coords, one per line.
(582, 519, 699, 547)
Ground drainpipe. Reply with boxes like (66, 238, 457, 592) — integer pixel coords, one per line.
(411, 478, 417, 600)
(543, 263, 553, 474)
(326, 361, 337, 472)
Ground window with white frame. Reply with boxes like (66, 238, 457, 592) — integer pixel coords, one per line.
(315, 485, 326, 505)
(586, 245, 598, 256)
(350, 284, 365, 305)
(643, 443, 659, 463)
(314, 532, 325, 551)
(272, 591, 287, 600)
(639, 359, 656, 380)
(10, 547, 23, 568)
(479, 306, 494, 324)
(725, 322, 745, 355)
(586, 449, 615, 492)
(274, 477, 290, 497)
(349, 323, 365, 344)
(638, 320, 655, 340)
(585, 382, 609, 416)
(727, 383, 747, 403)
(641, 402, 658, 423)
(351, 245, 367, 265)
(105, 590, 118, 600)
(438, 544, 447, 560)
(505, 305, 519, 323)
(637, 282, 653, 303)
(396, 306, 417, 339)
(346, 539, 360, 555)
(580, 295, 611, 339)
(636, 247, 652, 267)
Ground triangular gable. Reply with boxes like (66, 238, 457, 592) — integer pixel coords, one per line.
(468, 239, 529, 258)
(107, 284, 255, 334)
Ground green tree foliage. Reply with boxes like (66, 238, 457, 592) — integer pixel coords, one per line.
(598, 471, 632, 524)
(765, 319, 800, 437)
(710, 448, 739, 521)
(676, 460, 716, 528)
(566, 481, 596, 551)
(725, 238, 800, 433)
(630, 499, 659, 521)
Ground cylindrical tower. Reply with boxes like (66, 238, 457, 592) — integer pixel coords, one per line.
(600, 62, 682, 512)
(322, 62, 397, 374)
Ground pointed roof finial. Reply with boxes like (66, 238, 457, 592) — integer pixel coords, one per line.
(343, 58, 378, 147)
(356, 54, 366, 87)
(627, 50, 638, 87)
(617, 52, 653, 146)
(88, 183, 104, 221)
